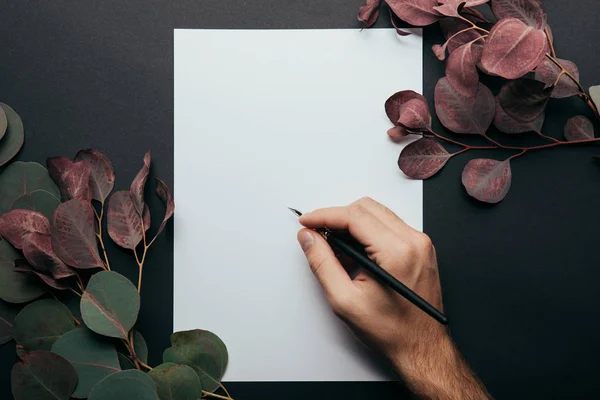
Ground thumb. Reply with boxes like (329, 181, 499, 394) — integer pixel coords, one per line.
(297, 229, 354, 305)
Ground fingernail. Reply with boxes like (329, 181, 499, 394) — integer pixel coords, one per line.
(298, 231, 314, 253)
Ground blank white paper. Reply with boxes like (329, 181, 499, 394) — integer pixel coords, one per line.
(174, 28, 423, 382)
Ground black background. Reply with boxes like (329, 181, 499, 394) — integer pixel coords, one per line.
(1, 1, 600, 399)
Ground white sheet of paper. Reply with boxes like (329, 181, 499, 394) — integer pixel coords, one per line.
(174, 28, 423, 382)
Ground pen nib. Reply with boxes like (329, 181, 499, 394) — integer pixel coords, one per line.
(287, 207, 303, 217)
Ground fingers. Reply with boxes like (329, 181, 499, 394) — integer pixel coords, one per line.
(353, 197, 414, 237)
(297, 229, 354, 304)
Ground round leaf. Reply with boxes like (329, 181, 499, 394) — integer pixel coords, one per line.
(21, 232, 74, 279)
(0, 239, 46, 304)
(491, 0, 547, 29)
(498, 79, 551, 123)
(564, 116, 594, 141)
(107, 191, 146, 250)
(357, 0, 381, 27)
(0, 106, 7, 140)
(534, 58, 580, 99)
(13, 299, 75, 351)
(462, 158, 512, 203)
(11, 350, 77, 400)
(398, 98, 432, 132)
(149, 363, 203, 400)
(0, 299, 21, 344)
(118, 353, 137, 370)
(446, 38, 483, 97)
(51, 327, 121, 398)
(493, 99, 545, 134)
(387, 126, 410, 142)
(133, 330, 149, 363)
(0, 209, 51, 250)
(434, 77, 495, 135)
(398, 138, 451, 179)
(0, 103, 25, 167)
(11, 190, 61, 221)
(81, 271, 140, 339)
(385, 90, 429, 129)
(0, 162, 60, 214)
(386, 0, 441, 26)
(481, 18, 547, 80)
(74, 150, 116, 202)
(163, 329, 228, 393)
(88, 370, 158, 400)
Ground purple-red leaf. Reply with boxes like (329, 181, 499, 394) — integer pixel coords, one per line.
(47, 157, 93, 202)
(432, 44, 447, 61)
(433, 0, 466, 18)
(491, 0, 547, 29)
(21, 233, 74, 279)
(493, 99, 545, 134)
(446, 38, 483, 97)
(481, 18, 547, 80)
(397, 98, 432, 132)
(386, 0, 441, 26)
(564, 116, 594, 142)
(398, 138, 451, 179)
(385, 91, 429, 128)
(434, 77, 495, 134)
(462, 159, 512, 203)
(390, 13, 412, 36)
(130, 152, 151, 216)
(387, 126, 411, 142)
(14, 260, 71, 291)
(498, 79, 551, 123)
(0, 210, 51, 250)
(534, 58, 580, 99)
(74, 150, 115, 203)
(155, 179, 175, 237)
(51, 199, 104, 270)
(107, 191, 145, 250)
(440, 19, 484, 54)
(358, 0, 381, 27)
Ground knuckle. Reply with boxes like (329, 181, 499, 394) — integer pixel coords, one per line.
(349, 202, 369, 217)
(414, 233, 434, 254)
(358, 196, 375, 205)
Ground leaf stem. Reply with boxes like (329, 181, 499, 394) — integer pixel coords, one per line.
(544, 27, 556, 57)
(136, 218, 150, 294)
(94, 203, 111, 271)
(202, 391, 233, 400)
(426, 128, 496, 149)
(535, 130, 560, 144)
(70, 288, 82, 298)
(457, 15, 489, 34)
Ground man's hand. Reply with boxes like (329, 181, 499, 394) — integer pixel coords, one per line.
(296, 197, 490, 399)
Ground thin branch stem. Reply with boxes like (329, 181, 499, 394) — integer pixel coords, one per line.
(136, 218, 150, 294)
(457, 15, 489, 34)
(94, 203, 111, 271)
(70, 288, 82, 298)
(202, 391, 233, 400)
(544, 27, 556, 57)
(535, 130, 560, 143)
(552, 70, 565, 87)
(426, 128, 496, 149)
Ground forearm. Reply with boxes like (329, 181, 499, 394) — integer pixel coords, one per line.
(392, 334, 491, 400)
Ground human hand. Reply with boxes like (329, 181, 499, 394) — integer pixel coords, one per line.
(297, 197, 489, 399)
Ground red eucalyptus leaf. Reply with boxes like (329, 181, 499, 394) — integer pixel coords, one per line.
(432, 44, 447, 61)
(463, 0, 489, 5)
(21, 233, 74, 279)
(446, 38, 483, 97)
(387, 126, 411, 142)
(51, 199, 104, 270)
(564, 116, 594, 142)
(462, 159, 512, 203)
(130, 152, 151, 216)
(480, 18, 547, 80)
(493, 99, 544, 134)
(47, 157, 93, 202)
(433, 0, 466, 18)
(398, 138, 451, 179)
(14, 260, 71, 291)
(386, 0, 441, 26)
(385, 91, 427, 126)
(397, 98, 432, 132)
(390, 13, 412, 36)
(11, 350, 77, 400)
(107, 191, 146, 250)
(0, 210, 51, 250)
(155, 179, 175, 237)
(491, 0, 547, 29)
(434, 77, 494, 134)
(74, 150, 115, 203)
(358, 0, 381, 27)
(462, 6, 490, 23)
(534, 58, 580, 99)
(498, 79, 551, 123)
(440, 19, 483, 53)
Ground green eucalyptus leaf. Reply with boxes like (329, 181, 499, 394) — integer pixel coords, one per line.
(13, 299, 75, 351)
(163, 330, 228, 393)
(148, 363, 203, 400)
(0, 162, 60, 214)
(0, 299, 21, 344)
(11, 350, 77, 400)
(80, 271, 140, 339)
(88, 370, 158, 400)
(0, 106, 7, 140)
(133, 330, 148, 363)
(11, 189, 61, 221)
(0, 239, 46, 304)
(118, 353, 136, 370)
(0, 103, 25, 167)
(590, 85, 600, 111)
(51, 327, 121, 399)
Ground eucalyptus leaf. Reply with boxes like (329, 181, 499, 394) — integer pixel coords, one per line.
(11, 189, 61, 221)
(155, 179, 175, 236)
(81, 271, 140, 339)
(148, 363, 203, 400)
(0, 239, 46, 304)
(51, 327, 121, 399)
(130, 152, 151, 216)
(133, 330, 148, 363)
(163, 329, 228, 393)
(0, 162, 60, 214)
(11, 350, 77, 400)
(107, 191, 146, 250)
(0, 299, 21, 344)
(88, 370, 159, 400)
(74, 150, 115, 202)
(0, 103, 25, 167)
(0, 106, 7, 141)
(118, 353, 136, 370)
(13, 299, 75, 351)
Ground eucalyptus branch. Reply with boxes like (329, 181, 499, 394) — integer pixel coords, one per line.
(136, 218, 150, 294)
(203, 391, 234, 400)
(544, 26, 556, 57)
(94, 204, 111, 271)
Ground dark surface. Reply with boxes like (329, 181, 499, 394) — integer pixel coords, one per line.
(1, 1, 600, 399)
